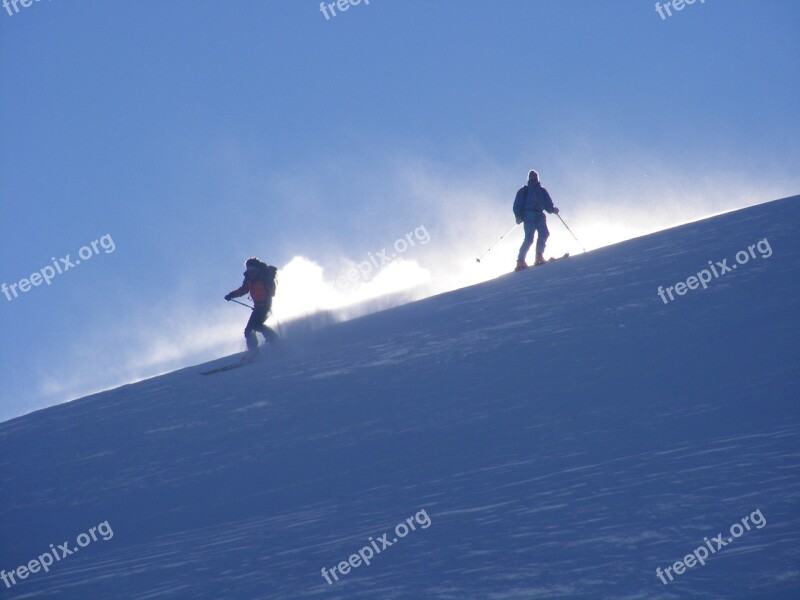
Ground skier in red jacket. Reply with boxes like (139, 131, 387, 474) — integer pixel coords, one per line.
(225, 258, 279, 357)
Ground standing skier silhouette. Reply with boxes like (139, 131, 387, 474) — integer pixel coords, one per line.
(512, 169, 560, 271)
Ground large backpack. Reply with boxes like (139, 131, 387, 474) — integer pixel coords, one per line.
(260, 263, 278, 297)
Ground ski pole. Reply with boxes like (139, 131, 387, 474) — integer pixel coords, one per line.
(476, 223, 520, 263)
(230, 298, 254, 310)
(555, 213, 586, 253)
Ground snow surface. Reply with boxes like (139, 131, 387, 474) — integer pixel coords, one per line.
(1, 196, 799, 599)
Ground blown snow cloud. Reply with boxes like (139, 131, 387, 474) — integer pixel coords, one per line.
(17, 144, 800, 422)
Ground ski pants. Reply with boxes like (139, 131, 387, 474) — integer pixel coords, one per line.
(244, 303, 279, 350)
(518, 214, 549, 261)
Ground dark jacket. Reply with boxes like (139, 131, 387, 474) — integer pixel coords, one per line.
(513, 183, 555, 222)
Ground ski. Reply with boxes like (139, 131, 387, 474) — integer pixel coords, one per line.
(200, 352, 259, 375)
(200, 363, 250, 375)
(539, 252, 570, 265)
(514, 253, 570, 272)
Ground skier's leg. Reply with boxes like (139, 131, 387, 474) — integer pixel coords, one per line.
(535, 219, 550, 256)
(243, 308, 265, 350)
(261, 326, 279, 345)
(243, 320, 259, 350)
(249, 304, 278, 346)
(517, 221, 535, 262)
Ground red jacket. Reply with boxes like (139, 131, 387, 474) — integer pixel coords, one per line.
(228, 275, 274, 307)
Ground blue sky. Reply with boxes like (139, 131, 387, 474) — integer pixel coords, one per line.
(2, 0, 799, 421)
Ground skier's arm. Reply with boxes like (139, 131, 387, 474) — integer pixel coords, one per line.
(513, 188, 524, 221)
(542, 189, 558, 214)
(226, 279, 251, 299)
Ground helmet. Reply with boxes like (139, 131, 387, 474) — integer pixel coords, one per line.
(528, 170, 540, 184)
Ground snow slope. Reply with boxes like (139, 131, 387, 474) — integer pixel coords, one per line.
(1, 196, 799, 599)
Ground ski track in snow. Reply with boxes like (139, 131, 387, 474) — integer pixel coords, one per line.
(1, 197, 799, 598)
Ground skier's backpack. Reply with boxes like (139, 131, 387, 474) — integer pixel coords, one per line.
(260, 264, 278, 297)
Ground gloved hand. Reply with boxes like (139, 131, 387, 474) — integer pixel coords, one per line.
(552, 207, 560, 215)
(515, 216, 522, 224)
(224, 294, 232, 301)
